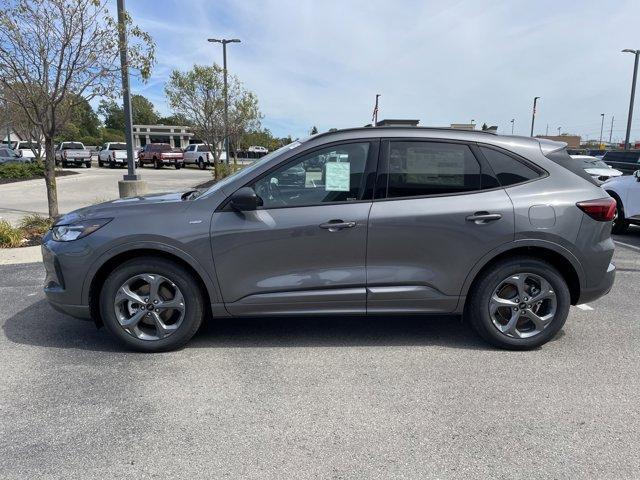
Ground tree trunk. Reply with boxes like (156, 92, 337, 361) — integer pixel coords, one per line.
(43, 137, 59, 219)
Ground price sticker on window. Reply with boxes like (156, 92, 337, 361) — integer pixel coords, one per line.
(325, 162, 350, 191)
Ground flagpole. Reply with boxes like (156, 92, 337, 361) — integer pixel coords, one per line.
(372, 94, 380, 126)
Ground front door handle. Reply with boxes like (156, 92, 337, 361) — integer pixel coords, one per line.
(466, 212, 502, 224)
(319, 220, 357, 231)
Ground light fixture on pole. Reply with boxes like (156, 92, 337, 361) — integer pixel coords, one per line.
(208, 38, 241, 165)
(599, 113, 605, 147)
(530, 97, 540, 137)
(510, 118, 515, 134)
(622, 49, 639, 150)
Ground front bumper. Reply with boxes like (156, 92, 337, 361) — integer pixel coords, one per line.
(578, 262, 616, 304)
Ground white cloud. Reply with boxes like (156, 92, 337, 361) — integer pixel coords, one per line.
(128, 0, 640, 141)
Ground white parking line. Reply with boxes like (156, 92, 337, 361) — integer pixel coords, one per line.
(614, 240, 640, 252)
(576, 304, 594, 311)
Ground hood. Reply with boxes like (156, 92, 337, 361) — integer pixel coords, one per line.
(55, 191, 192, 225)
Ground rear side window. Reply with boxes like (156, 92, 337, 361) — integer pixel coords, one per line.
(545, 147, 599, 186)
(480, 147, 541, 186)
(386, 142, 481, 198)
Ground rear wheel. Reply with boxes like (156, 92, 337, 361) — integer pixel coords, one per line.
(465, 257, 570, 350)
(198, 158, 205, 170)
(154, 158, 161, 169)
(100, 257, 204, 352)
(85, 161, 91, 168)
(175, 163, 181, 170)
(109, 161, 115, 169)
(98, 159, 103, 168)
(61, 160, 68, 168)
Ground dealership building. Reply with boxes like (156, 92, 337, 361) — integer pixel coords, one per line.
(132, 124, 195, 148)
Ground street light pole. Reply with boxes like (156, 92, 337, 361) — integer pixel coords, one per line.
(510, 118, 515, 134)
(557, 126, 561, 136)
(622, 49, 639, 150)
(208, 38, 241, 165)
(609, 115, 615, 144)
(530, 97, 540, 137)
(599, 113, 605, 147)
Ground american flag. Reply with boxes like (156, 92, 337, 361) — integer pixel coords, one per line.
(371, 103, 378, 123)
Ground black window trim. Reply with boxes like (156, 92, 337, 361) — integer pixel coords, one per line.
(219, 138, 381, 212)
(474, 142, 548, 188)
(373, 137, 503, 202)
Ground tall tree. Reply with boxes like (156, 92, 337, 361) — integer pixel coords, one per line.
(98, 94, 158, 131)
(0, 0, 154, 218)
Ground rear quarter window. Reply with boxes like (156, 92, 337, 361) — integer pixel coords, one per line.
(479, 146, 541, 186)
(544, 147, 599, 186)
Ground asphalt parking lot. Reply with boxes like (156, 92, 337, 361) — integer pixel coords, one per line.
(0, 163, 213, 225)
(1, 241, 639, 479)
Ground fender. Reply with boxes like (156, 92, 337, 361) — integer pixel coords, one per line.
(80, 237, 222, 306)
(456, 238, 585, 311)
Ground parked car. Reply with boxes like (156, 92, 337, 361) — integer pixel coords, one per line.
(0, 147, 28, 165)
(183, 143, 213, 169)
(97, 142, 137, 168)
(570, 155, 623, 184)
(14, 141, 41, 161)
(602, 150, 640, 175)
(603, 169, 640, 234)
(138, 143, 184, 169)
(248, 145, 268, 154)
(55, 142, 92, 168)
(43, 127, 616, 352)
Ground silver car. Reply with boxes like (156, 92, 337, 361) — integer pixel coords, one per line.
(42, 127, 616, 352)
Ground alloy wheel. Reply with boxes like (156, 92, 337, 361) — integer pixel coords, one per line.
(113, 273, 185, 341)
(488, 272, 557, 339)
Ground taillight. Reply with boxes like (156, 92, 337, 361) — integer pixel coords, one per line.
(576, 198, 616, 222)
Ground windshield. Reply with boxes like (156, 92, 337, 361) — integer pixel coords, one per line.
(18, 142, 39, 149)
(62, 142, 84, 149)
(109, 143, 126, 150)
(198, 141, 303, 199)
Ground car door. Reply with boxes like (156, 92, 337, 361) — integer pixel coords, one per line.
(210, 140, 378, 316)
(366, 139, 515, 313)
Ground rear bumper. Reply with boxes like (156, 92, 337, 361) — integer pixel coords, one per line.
(577, 262, 616, 304)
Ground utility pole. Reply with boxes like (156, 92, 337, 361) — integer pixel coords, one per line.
(510, 118, 515, 134)
(599, 113, 605, 147)
(530, 97, 540, 136)
(4, 97, 9, 147)
(609, 115, 615, 144)
(372, 94, 380, 125)
(557, 126, 561, 136)
(545, 124, 549, 136)
(117, 0, 146, 198)
(208, 38, 241, 165)
(622, 49, 639, 150)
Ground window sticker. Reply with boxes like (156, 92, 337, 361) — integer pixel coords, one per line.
(325, 162, 350, 191)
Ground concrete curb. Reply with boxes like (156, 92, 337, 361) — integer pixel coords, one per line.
(0, 245, 42, 265)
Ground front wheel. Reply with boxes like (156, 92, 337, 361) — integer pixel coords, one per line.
(85, 161, 91, 168)
(100, 257, 204, 352)
(198, 158, 205, 170)
(154, 158, 161, 169)
(611, 194, 629, 234)
(465, 257, 570, 350)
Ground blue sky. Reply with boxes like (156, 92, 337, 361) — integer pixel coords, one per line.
(124, 0, 640, 142)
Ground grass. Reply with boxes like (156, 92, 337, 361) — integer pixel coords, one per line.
(0, 214, 53, 248)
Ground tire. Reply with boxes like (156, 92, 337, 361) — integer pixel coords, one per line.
(85, 161, 91, 168)
(610, 193, 629, 234)
(175, 163, 181, 170)
(100, 257, 204, 352)
(109, 161, 115, 169)
(465, 256, 570, 350)
(198, 158, 205, 170)
(154, 158, 161, 169)
(61, 160, 68, 168)
(98, 160, 103, 168)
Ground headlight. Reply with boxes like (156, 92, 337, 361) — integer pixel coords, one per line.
(51, 218, 112, 242)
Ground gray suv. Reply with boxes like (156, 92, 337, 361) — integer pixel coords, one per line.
(42, 127, 616, 352)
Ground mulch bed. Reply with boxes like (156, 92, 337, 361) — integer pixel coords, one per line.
(0, 170, 78, 185)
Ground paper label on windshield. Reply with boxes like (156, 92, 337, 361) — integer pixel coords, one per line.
(325, 162, 350, 191)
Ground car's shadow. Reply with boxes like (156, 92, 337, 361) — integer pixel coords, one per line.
(2, 299, 492, 352)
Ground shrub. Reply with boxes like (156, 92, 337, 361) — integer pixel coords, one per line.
(19, 214, 53, 236)
(0, 220, 22, 248)
(0, 161, 45, 179)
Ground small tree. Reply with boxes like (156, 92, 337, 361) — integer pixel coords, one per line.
(228, 87, 261, 164)
(0, 0, 154, 218)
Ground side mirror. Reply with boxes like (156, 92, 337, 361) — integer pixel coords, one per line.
(230, 187, 261, 211)
(634, 170, 640, 181)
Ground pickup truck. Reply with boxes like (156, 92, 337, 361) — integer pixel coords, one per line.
(97, 142, 138, 168)
(138, 143, 184, 169)
(183, 143, 214, 169)
(55, 142, 92, 168)
(13, 141, 41, 162)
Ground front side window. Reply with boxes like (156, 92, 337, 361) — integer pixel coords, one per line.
(480, 146, 540, 186)
(386, 142, 481, 198)
(252, 142, 370, 209)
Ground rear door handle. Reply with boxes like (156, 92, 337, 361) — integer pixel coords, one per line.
(319, 220, 357, 231)
(466, 212, 502, 224)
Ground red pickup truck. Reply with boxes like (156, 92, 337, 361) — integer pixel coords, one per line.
(138, 143, 184, 169)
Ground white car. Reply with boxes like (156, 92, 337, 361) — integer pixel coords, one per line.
(603, 170, 640, 234)
(248, 145, 268, 154)
(183, 143, 214, 169)
(13, 141, 42, 161)
(570, 155, 623, 184)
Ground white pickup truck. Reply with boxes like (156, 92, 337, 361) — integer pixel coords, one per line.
(604, 170, 640, 234)
(14, 141, 42, 161)
(55, 142, 92, 168)
(97, 142, 135, 168)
